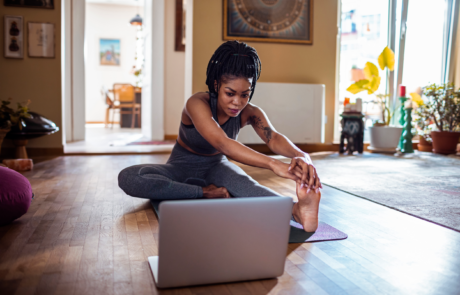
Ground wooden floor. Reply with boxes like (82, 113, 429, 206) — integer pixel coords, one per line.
(1, 155, 460, 295)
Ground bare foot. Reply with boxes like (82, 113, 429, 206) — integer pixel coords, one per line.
(202, 184, 230, 199)
(292, 182, 321, 232)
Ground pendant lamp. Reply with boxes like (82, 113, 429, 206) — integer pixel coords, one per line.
(130, 0, 142, 26)
(130, 14, 142, 26)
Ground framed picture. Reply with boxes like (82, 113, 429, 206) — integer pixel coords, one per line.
(4, 15, 24, 59)
(100, 39, 120, 66)
(223, 0, 313, 45)
(175, 0, 186, 51)
(4, 0, 54, 9)
(27, 22, 55, 58)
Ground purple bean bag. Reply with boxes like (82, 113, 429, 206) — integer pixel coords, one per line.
(0, 166, 33, 226)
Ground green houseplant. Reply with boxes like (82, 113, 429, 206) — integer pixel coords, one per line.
(414, 83, 460, 154)
(346, 47, 403, 151)
(0, 99, 30, 155)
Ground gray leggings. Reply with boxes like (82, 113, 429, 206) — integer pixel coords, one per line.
(118, 142, 282, 200)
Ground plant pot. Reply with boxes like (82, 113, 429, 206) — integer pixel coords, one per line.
(0, 128, 11, 155)
(369, 126, 403, 151)
(431, 131, 460, 154)
(417, 136, 432, 152)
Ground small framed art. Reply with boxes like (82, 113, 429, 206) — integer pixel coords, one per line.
(100, 39, 120, 66)
(28, 22, 55, 58)
(4, 15, 24, 59)
(223, 0, 313, 45)
(4, 0, 54, 9)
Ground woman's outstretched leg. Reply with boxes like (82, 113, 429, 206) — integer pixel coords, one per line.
(205, 160, 320, 232)
(118, 164, 203, 200)
(205, 160, 282, 198)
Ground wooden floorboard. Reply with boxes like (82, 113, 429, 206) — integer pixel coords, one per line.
(0, 155, 459, 295)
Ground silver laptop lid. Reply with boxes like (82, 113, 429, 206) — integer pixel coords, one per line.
(156, 196, 292, 288)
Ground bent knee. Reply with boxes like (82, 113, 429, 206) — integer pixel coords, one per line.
(118, 165, 147, 193)
(118, 166, 135, 192)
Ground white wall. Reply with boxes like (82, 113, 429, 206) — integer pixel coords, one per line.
(84, 3, 143, 122)
(141, 0, 165, 140)
(164, 0, 185, 136)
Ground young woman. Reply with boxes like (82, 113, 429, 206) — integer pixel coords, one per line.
(119, 41, 322, 232)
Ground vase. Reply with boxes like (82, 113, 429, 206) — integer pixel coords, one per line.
(431, 131, 460, 155)
(0, 128, 11, 155)
(417, 136, 432, 152)
(368, 126, 403, 152)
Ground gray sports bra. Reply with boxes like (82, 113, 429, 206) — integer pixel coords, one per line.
(178, 92, 241, 155)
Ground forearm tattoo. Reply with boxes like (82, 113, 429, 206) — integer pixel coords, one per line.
(249, 115, 273, 143)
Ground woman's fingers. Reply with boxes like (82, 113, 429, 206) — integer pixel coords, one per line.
(290, 157, 321, 192)
(289, 155, 321, 192)
(292, 166, 303, 179)
(307, 165, 316, 189)
(296, 179, 302, 193)
(288, 158, 297, 172)
(315, 171, 323, 191)
(314, 174, 321, 193)
(291, 160, 305, 184)
(299, 160, 309, 187)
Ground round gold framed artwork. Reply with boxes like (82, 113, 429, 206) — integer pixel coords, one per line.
(223, 0, 313, 45)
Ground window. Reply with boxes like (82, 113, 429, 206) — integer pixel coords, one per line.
(401, 0, 446, 93)
(336, 0, 390, 141)
(335, 0, 459, 142)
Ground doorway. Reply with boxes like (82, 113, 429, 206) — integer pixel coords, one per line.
(62, 0, 173, 154)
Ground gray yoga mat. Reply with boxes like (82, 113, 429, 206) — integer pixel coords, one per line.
(151, 200, 347, 243)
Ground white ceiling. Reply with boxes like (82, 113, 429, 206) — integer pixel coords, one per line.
(86, 0, 144, 7)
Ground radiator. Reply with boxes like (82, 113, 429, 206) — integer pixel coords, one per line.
(237, 82, 325, 144)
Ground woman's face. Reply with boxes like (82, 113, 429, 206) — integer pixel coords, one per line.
(215, 76, 253, 118)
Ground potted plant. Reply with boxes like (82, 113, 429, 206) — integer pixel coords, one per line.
(130, 66, 142, 88)
(414, 83, 460, 154)
(0, 99, 30, 155)
(346, 47, 402, 151)
(412, 92, 432, 152)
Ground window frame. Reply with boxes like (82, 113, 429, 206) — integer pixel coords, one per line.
(334, 0, 460, 142)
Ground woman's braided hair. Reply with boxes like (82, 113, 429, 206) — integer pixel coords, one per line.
(205, 41, 262, 101)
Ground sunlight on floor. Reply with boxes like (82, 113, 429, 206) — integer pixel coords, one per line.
(64, 124, 173, 154)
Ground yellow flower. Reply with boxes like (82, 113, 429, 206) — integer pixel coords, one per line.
(409, 92, 424, 106)
(378, 46, 395, 71)
(346, 79, 369, 94)
(363, 62, 379, 80)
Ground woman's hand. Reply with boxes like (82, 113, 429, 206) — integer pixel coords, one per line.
(269, 160, 302, 181)
(288, 154, 322, 193)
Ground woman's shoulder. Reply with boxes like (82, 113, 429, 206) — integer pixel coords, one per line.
(185, 92, 212, 116)
(189, 91, 211, 103)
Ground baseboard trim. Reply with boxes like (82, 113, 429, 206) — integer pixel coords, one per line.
(246, 143, 340, 154)
(247, 142, 419, 154)
(86, 121, 120, 124)
(164, 134, 178, 141)
(0, 147, 64, 159)
(0, 142, 423, 160)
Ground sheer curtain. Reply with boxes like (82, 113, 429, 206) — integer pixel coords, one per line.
(453, 19, 460, 87)
(401, 0, 446, 93)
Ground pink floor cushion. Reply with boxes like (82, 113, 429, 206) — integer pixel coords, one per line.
(0, 166, 33, 226)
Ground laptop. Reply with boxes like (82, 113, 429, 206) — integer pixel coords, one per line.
(148, 196, 293, 288)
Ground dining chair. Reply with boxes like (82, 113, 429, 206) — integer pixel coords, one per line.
(106, 83, 141, 128)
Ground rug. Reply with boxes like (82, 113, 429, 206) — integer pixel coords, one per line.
(302, 151, 460, 232)
(127, 140, 175, 145)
